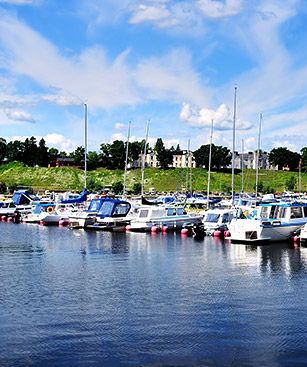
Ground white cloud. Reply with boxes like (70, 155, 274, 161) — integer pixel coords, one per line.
(197, 0, 243, 18)
(180, 102, 252, 130)
(42, 94, 83, 106)
(43, 133, 75, 152)
(6, 133, 76, 152)
(129, 3, 172, 25)
(4, 107, 35, 122)
(135, 49, 210, 106)
(114, 123, 127, 130)
(0, 0, 39, 4)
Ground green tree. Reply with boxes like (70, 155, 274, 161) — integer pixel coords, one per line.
(37, 138, 49, 167)
(48, 147, 59, 164)
(269, 147, 301, 170)
(0, 138, 7, 163)
(112, 181, 124, 194)
(193, 144, 231, 170)
(23, 137, 38, 166)
(132, 182, 142, 194)
(301, 147, 307, 170)
(7, 140, 25, 163)
(0, 181, 6, 193)
(154, 138, 173, 169)
(285, 175, 296, 191)
(87, 151, 100, 170)
(71, 146, 85, 166)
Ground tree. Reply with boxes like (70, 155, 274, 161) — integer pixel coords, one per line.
(48, 147, 59, 163)
(269, 147, 301, 170)
(71, 146, 85, 166)
(132, 182, 142, 194)
(301, 147, 307, 170)
(23, 136, 38, 166)
(87, 151, 100, 170)
(285, 175, 296, 191)
(0, 138, 7, 163)
(109, 140, 126, 169)
(6, 140, 25, 163)
(154, 138, 173, 169)
(112, 181, 123, 194)
(193, 144, 231, 170)
(37, 138, 49, 167)
(128, 141, 143, 163)
(0, 181, 6, 193)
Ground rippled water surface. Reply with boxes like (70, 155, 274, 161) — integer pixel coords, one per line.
(0, 222, 307, 366)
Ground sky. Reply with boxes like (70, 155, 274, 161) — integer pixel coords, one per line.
(0, 0, 307, 154)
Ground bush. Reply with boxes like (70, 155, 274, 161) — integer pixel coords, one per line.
(132, 182, 142, 194)
(112, 181, 123, 195)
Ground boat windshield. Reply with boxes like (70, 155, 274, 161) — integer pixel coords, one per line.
(98, 201, 115, 217)
(205, 213, 220, 223)
(88, 199, 103, 212)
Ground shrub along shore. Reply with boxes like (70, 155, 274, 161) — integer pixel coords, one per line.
(0, 161, 306, 194)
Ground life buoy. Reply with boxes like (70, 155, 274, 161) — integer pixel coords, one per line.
(47, 206, 54, 213)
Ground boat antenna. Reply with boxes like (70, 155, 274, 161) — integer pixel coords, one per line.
(255, 113, 262, 199)
(231, 85, 237, 205)
(123, 121, 131, 196)
(141, 120, 150, 197)
(207, 119, 214, 209)
(84, 103, 88, 190)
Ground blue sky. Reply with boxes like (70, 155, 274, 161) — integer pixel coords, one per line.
(0, 0, 307, 154)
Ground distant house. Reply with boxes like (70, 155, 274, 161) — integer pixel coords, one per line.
(172, 150, 196, 168)
(232, 150, 277, 170)
(55, 157, 75, 167)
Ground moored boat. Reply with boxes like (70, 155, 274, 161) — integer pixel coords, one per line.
(128, 205, 203, 232)
(228, 202, 307, 244)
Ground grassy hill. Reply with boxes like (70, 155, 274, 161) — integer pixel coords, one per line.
(0, 161, 306, 194)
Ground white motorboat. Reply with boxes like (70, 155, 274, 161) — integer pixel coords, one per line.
(87, 198, 138, 231)
(299, 223, 307, 245)
(128, 205, 203, 232)
(201, 208, 234, 235)
(228, 202, 307, 244)
(69, 198, 106, 228)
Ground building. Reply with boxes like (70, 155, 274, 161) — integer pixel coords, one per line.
(172, 150, 196, 168)
(233, 150, 277, 170)
(132, 150, 196, 169)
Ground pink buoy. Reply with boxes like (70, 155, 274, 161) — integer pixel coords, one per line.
(181, 228, 189, 235)
(58, 219, 65, 226)
(151, 226, 159, 233)
(1, 215, 6, 221)
(7, 217, 13, 222)
(125, 225, 131, 231)
(224, 230, 231, 238)
(292, 235, 299, 244)
(162, 225, 168, 232)
(40, 220, 45, 225)
(213, 230, 221, 237)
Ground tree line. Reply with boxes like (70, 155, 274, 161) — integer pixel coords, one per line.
(1, 136, 307, 171)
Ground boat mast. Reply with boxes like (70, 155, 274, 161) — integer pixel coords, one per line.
(241, 139, 244, 193)
(123, 121, 131, 196)
(255, 113, 262, 199)
(84, 103, 88, 189)
(186, 139, 190, 192)
(141, 120, 150, 197)
(207, 119, 214, 209)
(231, 85, 237, 205)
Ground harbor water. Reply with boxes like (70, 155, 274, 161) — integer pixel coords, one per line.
(0, 222, 307, 366)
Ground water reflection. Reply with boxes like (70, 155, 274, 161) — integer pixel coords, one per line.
(1, 222, 307, 366)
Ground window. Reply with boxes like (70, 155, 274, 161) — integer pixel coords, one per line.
(139, 210, 149, 218)
(290, 207, 303, 219)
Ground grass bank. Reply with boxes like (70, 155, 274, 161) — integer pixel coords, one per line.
(0, 162, 306, 194)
